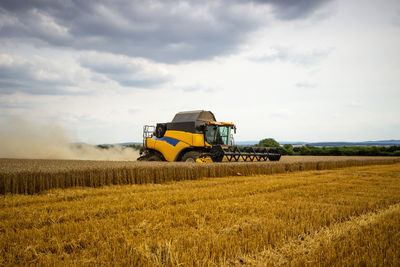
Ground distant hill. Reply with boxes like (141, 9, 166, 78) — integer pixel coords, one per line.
(284, 140, 400, 147)
(117, 142, 142, 146)
(99, 140, 400, 147)
(98, 142, 142, 147)
(235, 141, 258, 146)
(236, 140, 400, 147)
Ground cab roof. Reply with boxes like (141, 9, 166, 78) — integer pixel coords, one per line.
(165, 110, 234, 134)
(172, 110, 216, 123)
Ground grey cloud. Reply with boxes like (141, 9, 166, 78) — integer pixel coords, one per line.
(394, 10, 400, 26)
(250, 47, 332, 66)
(79, 54, 171, 88)
(0, 0, 332, 63)
(0, 55, 89, 95)
(0, 102, 33, 110)
(253, 0, 333, 20)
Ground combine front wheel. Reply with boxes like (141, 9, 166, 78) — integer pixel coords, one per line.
(137, 150, 164, 161)
(148, 154, 162, 161)
(181, 151, 201, 162)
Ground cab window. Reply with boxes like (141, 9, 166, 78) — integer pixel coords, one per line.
(205, 126, 231, 146)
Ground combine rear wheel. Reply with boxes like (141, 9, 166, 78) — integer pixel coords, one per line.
(181, 151, 201, 162)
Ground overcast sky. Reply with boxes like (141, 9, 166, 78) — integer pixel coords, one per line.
(1, 0, 399, 144)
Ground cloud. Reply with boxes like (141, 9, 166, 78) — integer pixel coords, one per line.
(0, 0, 333, 63)
(79, 53, 171, 88)
(269, 108, 292, 119)
(394, 10, 400, 26)
(249, 47, 332, 66)
(0, 54, 90, 95)
(346, 101, 362, 108)
(0, 102, 33, 110)
(295, 81, 316, 88)
(182, 84, 216, 93)
(253, 0, 333, 20)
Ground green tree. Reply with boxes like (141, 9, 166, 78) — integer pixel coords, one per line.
(282, 144, 294, 155)
(299, 145, 312, 155)
(258, 138, 280, 148)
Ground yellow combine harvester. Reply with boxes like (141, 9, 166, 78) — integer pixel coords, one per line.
(137, 110, 281, 162)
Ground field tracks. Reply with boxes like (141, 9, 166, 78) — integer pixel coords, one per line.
(1, 156, 400, 194)
(1, 163, 399, 266)
(245, 202, 400, 266)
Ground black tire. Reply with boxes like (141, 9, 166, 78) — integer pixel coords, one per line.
(209, 145, 224, 162)
(155, 123, 167, 138)
(181, 151, 201, 162)
(148, 154, 162, 161)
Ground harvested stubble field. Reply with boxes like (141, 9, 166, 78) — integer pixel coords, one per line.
(1, 163, 400, 266)
(1, 156, 400, 194)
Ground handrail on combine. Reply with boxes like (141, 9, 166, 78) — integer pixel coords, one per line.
(143, 125, 155, 147)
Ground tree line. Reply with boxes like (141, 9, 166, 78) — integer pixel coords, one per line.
(257, 138, 400, 156)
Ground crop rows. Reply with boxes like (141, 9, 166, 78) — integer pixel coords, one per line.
(1, 164, 399, 265)
(1, 156, 399, 194)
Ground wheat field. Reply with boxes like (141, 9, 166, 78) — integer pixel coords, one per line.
(1, 163, 400, 266)
(1, 156, 399, 194)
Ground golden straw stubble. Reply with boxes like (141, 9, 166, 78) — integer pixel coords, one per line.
(0, 163, 399, 266)
(0, 156, 399, 194)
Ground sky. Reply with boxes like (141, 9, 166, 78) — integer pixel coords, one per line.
(0, 0, 399, 144)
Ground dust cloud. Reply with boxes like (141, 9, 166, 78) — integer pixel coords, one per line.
(0, 118, 140, 161)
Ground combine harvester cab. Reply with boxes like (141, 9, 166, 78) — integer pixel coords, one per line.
(138, 110, 281, 162)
